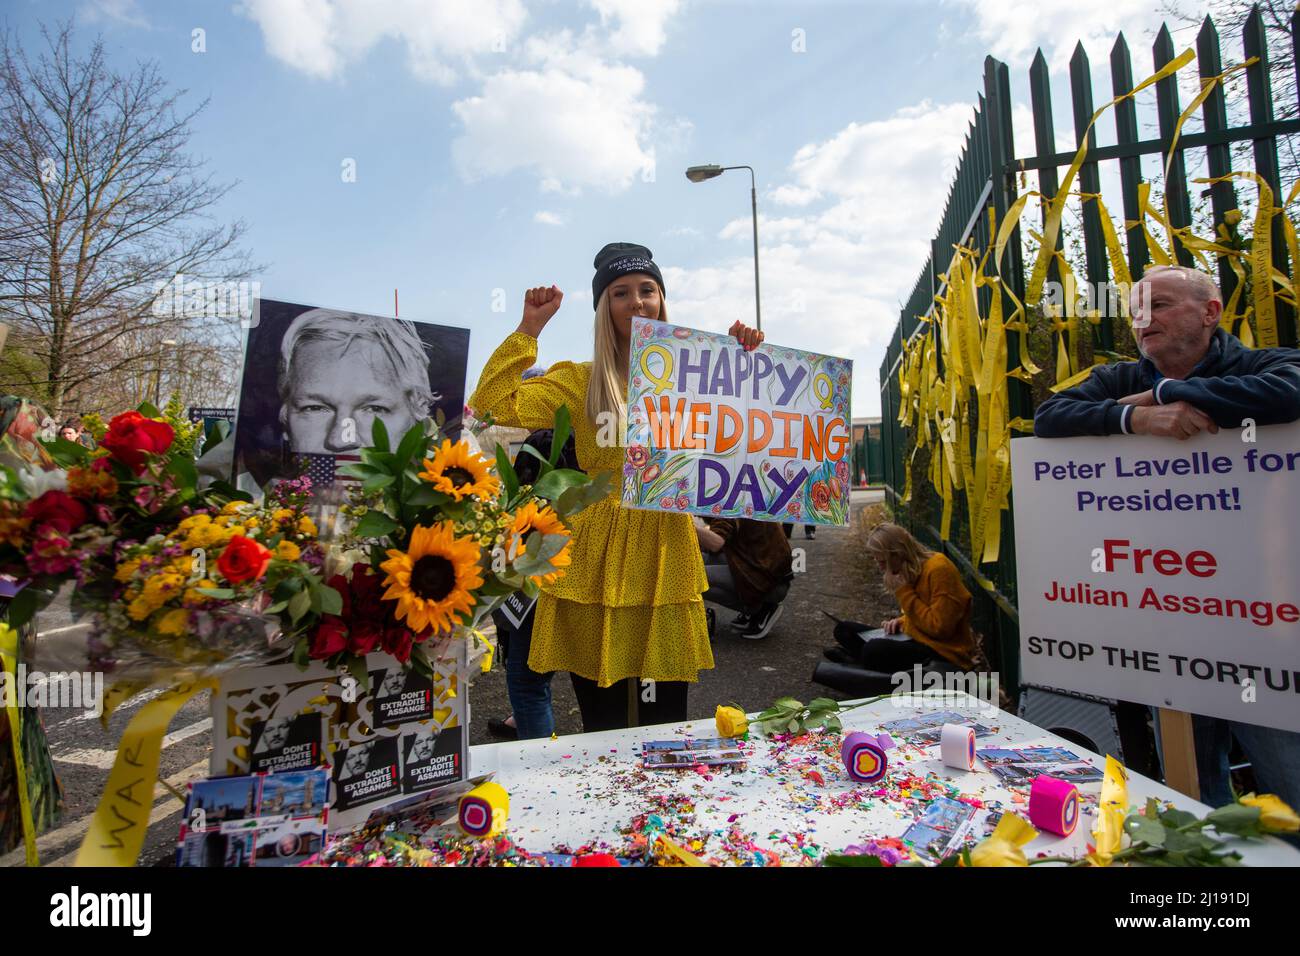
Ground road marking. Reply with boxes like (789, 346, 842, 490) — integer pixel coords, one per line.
(53, 717, 212, 769)
(0, 757, 210, 867)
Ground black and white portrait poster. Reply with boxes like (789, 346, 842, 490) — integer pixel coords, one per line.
(234, 298, 470, 492)
(370, 666, 435, 729)
(332, 736, 401, 811)
(248, 712, 325, 773)
(402, 725, 463, 795)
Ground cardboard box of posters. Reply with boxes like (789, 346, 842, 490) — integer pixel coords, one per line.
(211, 646, 468, 832)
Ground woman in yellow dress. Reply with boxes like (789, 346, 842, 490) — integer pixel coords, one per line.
(470, 243, 763, 732)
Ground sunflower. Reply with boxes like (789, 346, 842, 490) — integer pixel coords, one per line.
(380, 522, 484, 634)
(508, 501, 573, 585)
(419, 440, 501, 502)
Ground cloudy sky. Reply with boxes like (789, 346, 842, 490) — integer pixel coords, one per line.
(11, 0, 1194, 415)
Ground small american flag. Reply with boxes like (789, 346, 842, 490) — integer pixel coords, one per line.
(296, 453, 362, 488)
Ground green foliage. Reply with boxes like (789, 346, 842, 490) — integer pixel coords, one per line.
(1103, 797, 1249, 867)
(753, 696, 843, 736)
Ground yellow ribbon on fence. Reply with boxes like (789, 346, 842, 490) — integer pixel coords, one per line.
(0, 623, 38, 867)
(75, 678, 217, 867)
(1023, 48, 1195, 316)
(1195, 171, 1283, 348)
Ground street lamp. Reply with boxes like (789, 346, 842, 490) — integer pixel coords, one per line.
(685, 164, 762, 332)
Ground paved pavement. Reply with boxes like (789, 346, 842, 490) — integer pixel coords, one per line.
(4, 487, 891, 867)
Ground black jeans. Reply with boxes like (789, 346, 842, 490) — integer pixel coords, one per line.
(833, 620, 941, 671)
(569, 674, 689, 733)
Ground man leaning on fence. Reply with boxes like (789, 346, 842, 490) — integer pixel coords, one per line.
(1033, 265, 1300, 440)
(1033, 264, 1300, 832)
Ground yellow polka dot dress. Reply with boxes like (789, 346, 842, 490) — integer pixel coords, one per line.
(470, 331, 713, 687)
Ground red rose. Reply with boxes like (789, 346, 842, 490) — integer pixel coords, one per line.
(217, 535, 272, 583)
(309, 616, 348, 659)
(382, 626, 413, 664)
(24, 490, 88, 536)
(101, 411, 174, 472)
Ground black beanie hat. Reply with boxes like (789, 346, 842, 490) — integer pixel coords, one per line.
(591, 242, 666, 310)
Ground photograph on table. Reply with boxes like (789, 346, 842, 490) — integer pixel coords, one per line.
(232, 298, 470, 499)
(642, 738, 747, 769)
(622, 320, 852, 526)
(900, 796, 980, 862)
(176, 769, 329, 868)
(977, 747, 1103, 785)
(880, 711, 997, 746)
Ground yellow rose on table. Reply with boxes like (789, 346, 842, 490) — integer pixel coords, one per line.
(1240, 793, 1300, 833)
(715, 705, 748, 738)
(968, 813, 1038, 867)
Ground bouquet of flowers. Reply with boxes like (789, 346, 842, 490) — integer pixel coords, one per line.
(304, 405, 608, 684)
(0, 399, 339, 700)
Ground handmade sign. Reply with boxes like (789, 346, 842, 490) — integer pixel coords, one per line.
(1011, 421, 1300, 732)
(210, 648, 468, 833)
(622, 321, 852, 525)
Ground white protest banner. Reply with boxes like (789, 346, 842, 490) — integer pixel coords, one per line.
(621, 320, 853, 525)
(1010, 421, 1300, 732)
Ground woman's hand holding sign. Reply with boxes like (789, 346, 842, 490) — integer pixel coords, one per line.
(728, 320, 764, 352)
(519, 285, 564, 338)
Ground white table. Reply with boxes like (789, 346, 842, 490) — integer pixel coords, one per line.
(467, 693, 1300, 865)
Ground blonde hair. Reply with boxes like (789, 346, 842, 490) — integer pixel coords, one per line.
(866, 522, 933, 582)
(585, 290, 669, 429)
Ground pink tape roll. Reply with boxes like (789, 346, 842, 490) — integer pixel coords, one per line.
(1028, 775, 1079, 836)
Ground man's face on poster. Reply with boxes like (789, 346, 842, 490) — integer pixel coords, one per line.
(410, 734, 437, 763)
(381, 672, 407, 697)
(261, 718, 292, 751)
(283, 338, 418, 454)
(342, 742, 372, 777)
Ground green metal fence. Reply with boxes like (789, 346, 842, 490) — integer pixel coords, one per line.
(879, 6, 1300, 703)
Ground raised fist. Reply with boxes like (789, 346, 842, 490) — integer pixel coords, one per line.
(520, 285, 563, 336)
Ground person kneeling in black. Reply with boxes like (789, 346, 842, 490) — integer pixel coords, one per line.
(695, 516, 793, 640)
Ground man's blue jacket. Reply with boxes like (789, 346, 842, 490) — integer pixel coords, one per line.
(1033, 329, 1300, 437)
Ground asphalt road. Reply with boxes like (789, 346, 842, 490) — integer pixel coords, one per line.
(4, 489, 890, 867)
